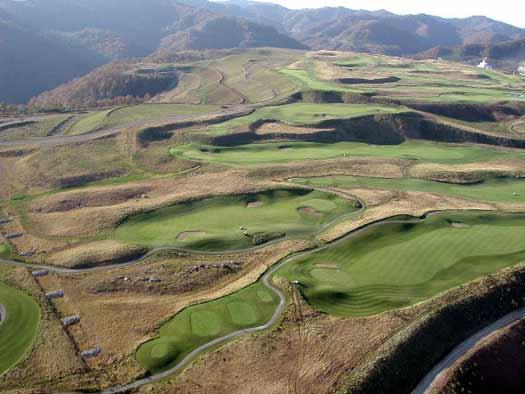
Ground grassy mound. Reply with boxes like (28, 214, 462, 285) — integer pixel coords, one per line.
(0, 243, 12, 259)
(136, 282, 279, 373)
(170, 140, 525, 167)
(293, 176, 525, 203)
(114, 189, 356, 251)
(276, 212, 525, 316)
(0, 282, 40, 375)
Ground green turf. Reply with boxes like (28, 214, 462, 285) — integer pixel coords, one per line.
(0, 282, 40, 375)
(276, 211, 525, 316)
(67, 109, 113, 135)
(279, 53, 525, 104)
(114, 189, 357, 251)
(103, 104, 220, 128)
(0, 243, 12, 259)
(293, 176, 525, 203)
(136, 281, 279, 373)
(170, 140, 525, 167)
(204, 103, 404, 136)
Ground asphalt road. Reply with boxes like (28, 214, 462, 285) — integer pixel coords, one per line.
(412, 307, 525, 394)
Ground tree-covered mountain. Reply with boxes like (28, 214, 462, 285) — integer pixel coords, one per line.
(0, 9, 103, 104)
(0, 0, 304, 103)
(1, 0, 524, 104)
(207, 1, 525, 55)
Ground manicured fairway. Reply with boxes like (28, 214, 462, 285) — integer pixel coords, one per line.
(115, 189, 357, 251)
(0, 282, 40, 375)
(136, 281, 279, 373)
(206, 103, 405, 135)
(170, 141, 525, 166)
(276, 212, 525, 316)
(293, 176, 525, 203)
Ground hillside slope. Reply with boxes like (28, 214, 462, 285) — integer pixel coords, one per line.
(0, 10, 102, 104)
(203, 1, 525, 55)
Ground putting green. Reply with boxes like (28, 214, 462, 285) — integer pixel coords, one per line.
(227, 302, 258, 325)
(0, 282, 40, 375)
(136, 282, 279, 373)
(276, 211, 525, 316)
(170, 141, 525, 167)
(191, 311, 222, 337)
(292, 176, 525, 203)
(114, 189, 357, 251)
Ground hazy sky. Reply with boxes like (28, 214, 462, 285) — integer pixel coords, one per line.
(263, 0, 525, 28)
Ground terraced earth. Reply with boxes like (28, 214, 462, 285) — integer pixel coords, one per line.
(0, 282, 40, 375)
(114, 189, 358, 251)
(277, 211, 525, 316)
(2, 47, 525, 394)
(293, 176, 525, 203)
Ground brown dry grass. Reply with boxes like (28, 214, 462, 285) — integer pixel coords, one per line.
(249, 157, 408, 181)
(255, 122, 335, 135)
(27, 170, 278, 237)
(410, 159, 525, 179)
(317, 189, 494, 243)
(14, 239, 312, 390)
(46, 241, 147, 269)
(0, 210, 68, 258)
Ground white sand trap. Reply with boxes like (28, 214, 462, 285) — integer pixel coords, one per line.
(451, 222, 470, 228)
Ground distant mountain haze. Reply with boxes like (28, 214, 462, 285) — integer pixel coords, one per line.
(1, 0, 524, 104)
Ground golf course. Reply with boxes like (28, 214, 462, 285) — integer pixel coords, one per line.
(277, 211, 525, 316)
(114, 189, 358, 251)
(293, 176, 525, 203)
(0, 282, 40, 376)
(134, 210, 525, 376)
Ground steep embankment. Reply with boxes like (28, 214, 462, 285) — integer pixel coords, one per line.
(338, 265, 525, 394)
(206, 111, 525, 149)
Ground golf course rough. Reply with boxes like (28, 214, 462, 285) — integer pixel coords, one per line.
(136, 281, 279, 373)
(276, 211, 525, 317)
(0, 282, 40, 375)
(114, 189, 357, 251)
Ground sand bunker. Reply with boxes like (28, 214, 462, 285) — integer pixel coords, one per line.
(177, 231, 207, 241)
(246, 201, 264, 208)
(451, 222, 470, 228)
(298, 206, 322, 218)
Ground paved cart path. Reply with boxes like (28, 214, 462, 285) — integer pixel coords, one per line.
(412, 307, 525, 394)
